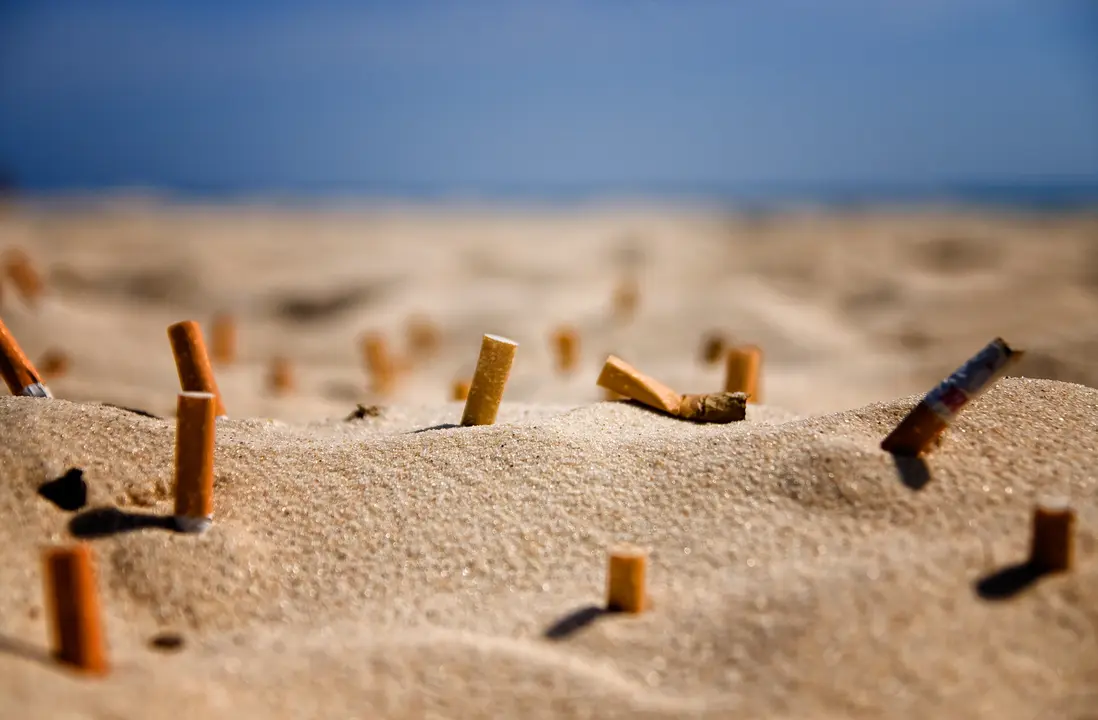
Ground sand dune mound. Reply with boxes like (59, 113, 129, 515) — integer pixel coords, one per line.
(2, 377, 1096, 718)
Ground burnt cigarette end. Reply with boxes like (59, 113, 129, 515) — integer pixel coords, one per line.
(677, 392, 748, 424)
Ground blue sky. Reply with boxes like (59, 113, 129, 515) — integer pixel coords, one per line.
(1, 1, 1096, 197)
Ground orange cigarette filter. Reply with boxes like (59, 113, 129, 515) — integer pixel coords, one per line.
(362, 332, 396, 394)
(881, 338, 1022, 456)
(724, 345, 762, 403)
(1030, 498, 1075, 573)
(597, 355, 681, 415)
(0, 314, 50, 397)
(607, 546, 647, 614)
(700, 332, 726, 365)
(38, 348, 70, 379)
(43, 544, 109, 675)
(452, 378, 471, 401)
(268, 356, 295, 395)
(551, 325, 579, 374)
(3, 248, 44, 305)
(407, 315, 441, 359)
(173, 391, 217, 532)
(612, 277, 639, 321)
(167, 320, 227, 416)
(210, 312, 237, 366)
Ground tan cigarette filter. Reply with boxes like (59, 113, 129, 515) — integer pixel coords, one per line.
(43, 543, 109, 675)
(612, 277, 639, 321)
(167, 320, 227, 417)
(173, 391, 217, 533)
(362, 332, 396, 394)
(210, 312, 237, 365)
(700, 332, 726, 365)
(268, 356, 295, 395)
(452, 378, 471, 401)
(38, 348, 70, 379)
(461, 334, 518, 426)
(597, 355, 682, 415)
(724, 345, 762, 403)
(407, 315, 441, 358)
(607, 546, 647, 614)
(1030, 498, 1075, 573)
(4, 248, 44, 305)
(0, 314, 50, 397)
(551, 325, 579, 374)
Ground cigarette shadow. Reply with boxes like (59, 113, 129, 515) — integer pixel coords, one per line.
(889, 453, 931, 491)
(0, 633, 52, 666)
(975, 560, 1049, 601)
(37, 468, 88, 511)
(544, 605, 608, 640)
(68, 507, 176, 539)
(100, 403, 162, 420)
(410, 423, 460, 434)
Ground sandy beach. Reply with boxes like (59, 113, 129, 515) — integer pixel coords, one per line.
(1, 200, 1097, 718)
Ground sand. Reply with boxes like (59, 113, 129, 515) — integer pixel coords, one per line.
(1, 200, 1097, 718)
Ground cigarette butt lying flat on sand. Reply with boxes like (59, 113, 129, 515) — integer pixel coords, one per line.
(362, 333, 396, 395)
(43, 544, 109, 675)
(678, 392, 748, 423)
(551, 325, 579, 374)
(173, 391, 217, 533)
(452, 378, 471, 401)
(700, 332, 726, 365)
(4, 248, 44, 305)
(210, 313, 237, 366)
(597, 355, 682, 415)
(607, 546, 647, 614)
(461, 334, 518, 426)
(268, 356, 294, 395)
(0, 315, 50, 397)
(881, 337, 1022, 456)
(1030, 498, 1075, 573)
(167, 321, 227, 417)
(724, 345, 762, 403)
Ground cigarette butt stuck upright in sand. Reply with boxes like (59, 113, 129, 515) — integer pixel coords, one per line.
(4, 248, 44, 306)
(461, 334, 518, 426)
(0, 315, 50, 397)
(167, 321, 227, 417)
(407, 315, 441, 359)
(38, 349, 70, 380)
(268, 356, 294, 395)
(452, 378, 471, 401)
(700, 332, 726, 365)
(551, 325, 579, 374)
(43, 544, 109, 674)
(881, 337, 1022, 456)
(724, 345, 762, 403)
(173, 391, 217, 533)
(362, 333, 396, 395)
(597, 355, 682, 415)
(210, 313, 237, 365)
(612, 277, 639, 322)
(1030, 498, 1075, 573)
(607, 546, 647, 614)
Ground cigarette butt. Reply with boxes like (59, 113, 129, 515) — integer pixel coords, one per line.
(172, 391, 216, 533)
(407, 315, 441, 359)
(0, 314, 50, 397)
(551, 325, 579, 374)
(43, 543, 109, 674)
(362, 332, 396, 395)
(452, 378, 471, 401)
(596, 355, 682, 415)
(607, 546, 647, 614)
(4, 248, 44, 305)
(602, 386, 624, 401)
(167, 321, 227, 417)
(678, 392, 748, 423)
(1030, 498, 1075, 573)
(612, 277, 639, 321)
(700, 332, 726, 365)
(210, 313, 236, 366)
(724, 346, 762, 403)
(38, 348, 70, 380)
(268, 356, 294, 395)
(882, 337, 1022, 456)
(461, 334, 518, 426)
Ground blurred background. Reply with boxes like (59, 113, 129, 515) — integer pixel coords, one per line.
(0, 1, 1097, 418)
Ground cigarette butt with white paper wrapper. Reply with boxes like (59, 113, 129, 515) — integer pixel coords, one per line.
(0, 315, 50, 397)
(881, 337, 1022, 456)
(724, 345, 762, 403)
(1030, 498, 1075, 573)
(461, 334, 518, 426)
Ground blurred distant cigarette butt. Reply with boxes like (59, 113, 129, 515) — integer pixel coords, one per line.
(597, 355, 681, 415)
(173, 391, 216, 533)
(268, 356, 294, 395)
(452, 378, 471, 401)
(551, 326, 579, 374)
(211, 313, 237, 365)
(700, 332, 726, 365)
(0, 315, 50, 397)
(167, 321, 227, 417)
(362, 333, 396, 394)
(461, 334, 518, 426)
(38, 349, 70, 380)
(612, 277, 639, 321)
(724, 346, 762, 403)
(607, 547, 647, 614)
(881, 337, 1021, 456)
(678, 392, 748, 423)
(407, 315, 441, 359)
(43, 544, 109, 675)
(4, 248, 44, 305)
(1030, 499, 1075, 573)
